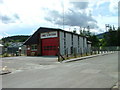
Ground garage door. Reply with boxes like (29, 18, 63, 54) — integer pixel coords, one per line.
(42, 37, 59, 56)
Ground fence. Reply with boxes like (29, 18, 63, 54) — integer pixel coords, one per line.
(58, 46, 120, 62)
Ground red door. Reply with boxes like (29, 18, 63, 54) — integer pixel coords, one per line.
(42, 37, 59, 56)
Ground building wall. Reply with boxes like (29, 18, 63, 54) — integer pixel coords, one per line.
(59, 31, 64, 55)
(66, 33, 72, 55)
(26, 44, 38, 56)
(73, 34, 78, 54)
(79, 36, 83, 54)
(59, 31, 89, 56)
(87, 44, 91, 53)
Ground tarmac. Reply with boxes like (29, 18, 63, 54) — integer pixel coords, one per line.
(1, 51, 119, 89)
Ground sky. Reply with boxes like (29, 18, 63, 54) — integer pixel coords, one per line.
(0, 0, 119, 39)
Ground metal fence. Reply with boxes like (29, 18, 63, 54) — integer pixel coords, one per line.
(58, 46, 120, 62)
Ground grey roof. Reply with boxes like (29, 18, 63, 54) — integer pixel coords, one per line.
(8, 42, 23, 48)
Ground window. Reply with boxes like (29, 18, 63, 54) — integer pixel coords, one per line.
(31, 44, 37, 51)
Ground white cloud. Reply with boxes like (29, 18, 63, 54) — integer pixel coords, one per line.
(109, 0, 119, 14)
(0, 0, 118, 38)
(45, 1, 98, 29)
(95, 15, 118, 32)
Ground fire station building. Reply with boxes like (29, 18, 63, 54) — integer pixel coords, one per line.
(24, 27, 91, 56)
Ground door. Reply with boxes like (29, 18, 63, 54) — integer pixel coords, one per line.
(42, 37, 59, 56)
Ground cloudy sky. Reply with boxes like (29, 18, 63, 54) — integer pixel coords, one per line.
(0, 0, 119, 39)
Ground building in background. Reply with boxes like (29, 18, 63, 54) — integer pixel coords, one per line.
(7, 42, 26, 55)
(24, 27, 91, 56)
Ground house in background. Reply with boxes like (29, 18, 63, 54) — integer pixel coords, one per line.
(7, 42, 27, 55)
(24, 27, 91, 56)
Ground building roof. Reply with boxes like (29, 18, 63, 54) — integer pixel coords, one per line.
(24, 27, 87, 45)
(8, 42, 23, 48)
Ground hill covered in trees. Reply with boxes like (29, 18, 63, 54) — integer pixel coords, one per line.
(1, 35, 30, 43)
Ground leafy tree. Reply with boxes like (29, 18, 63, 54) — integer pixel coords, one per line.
(102, 25, 118, 47)
(79, 26, 100, 47)
(82, 27, 86, 36)
(117, 27, 120, 46)
(88, 34, 99, 47)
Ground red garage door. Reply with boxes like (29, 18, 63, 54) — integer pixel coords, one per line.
(42, 37, 59, 56)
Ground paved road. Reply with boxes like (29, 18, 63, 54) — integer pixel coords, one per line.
(1, 56, 59, 72)
(2, 52, 118, 88)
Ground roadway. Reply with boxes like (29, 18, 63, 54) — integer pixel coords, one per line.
(2, 52, 118, 88)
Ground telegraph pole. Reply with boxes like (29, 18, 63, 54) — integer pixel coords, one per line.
(62, 0, 64, 30)
(105, 24, 109, 32)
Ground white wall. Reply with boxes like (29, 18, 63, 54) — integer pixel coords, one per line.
(79, 36, 83, 54)
(87, 44, 91, 53)
(59, 31, 89, 55)
(66, 33, 72, 54)
(73, 34, 78, 53)
(83, 37, 88, 54)
(59, 31, 64, 55)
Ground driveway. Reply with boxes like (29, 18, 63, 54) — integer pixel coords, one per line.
(1, 56, 59, 73)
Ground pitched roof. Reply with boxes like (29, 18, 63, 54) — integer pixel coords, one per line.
(23, 27, 86, 45)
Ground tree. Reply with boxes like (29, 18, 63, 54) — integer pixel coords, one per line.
(79, 27, 83, 36)
(79, 26, 100, 47)
(102, 25, 118, 47)
(86, 26, 91, 36)
(117, 27, 120, 46)
(73, 28, 76, 33)
(88, 34, 99, 47)
(82, 27, 86, 36)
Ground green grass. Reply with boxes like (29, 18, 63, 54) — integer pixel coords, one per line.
(59, 53, 97, 61)
(1, 53, 26, 58)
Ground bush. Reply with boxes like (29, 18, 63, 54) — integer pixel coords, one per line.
(2, 53, 9, 57)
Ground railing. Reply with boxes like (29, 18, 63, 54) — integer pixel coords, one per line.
(58, 46, 119, 62)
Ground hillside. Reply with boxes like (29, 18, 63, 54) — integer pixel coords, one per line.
(96, 31, 117, 39)
(96, 32, 109, 39)
(2, 35, 30, 43)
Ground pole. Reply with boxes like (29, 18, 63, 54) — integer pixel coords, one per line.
(62, 0, 64, 30)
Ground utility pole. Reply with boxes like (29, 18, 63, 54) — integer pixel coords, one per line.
(62, 0, 64, 30)
(105, 24, 109, 32)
